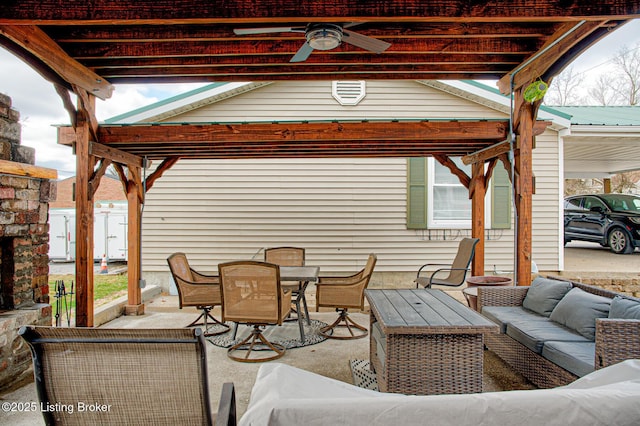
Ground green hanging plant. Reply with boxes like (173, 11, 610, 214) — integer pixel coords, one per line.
(523, 79, 548, 103)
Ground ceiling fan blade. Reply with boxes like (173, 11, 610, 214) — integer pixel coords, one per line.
(290, 42, 314, 62)
(343, 29, 391, 54)
(233, 27, 305, 35)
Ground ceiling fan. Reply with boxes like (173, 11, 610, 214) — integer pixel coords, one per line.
(233, 23, 391, 62)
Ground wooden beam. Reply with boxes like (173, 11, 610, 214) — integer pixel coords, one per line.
(0, 159, 57, 179)
(462, 140, 512, 166)
(65, 38, 535, 59)
(74, 100, 95, 327)
(75, 87, 100, 139)
(470, 162, 486, 276)
(462, 121, 550, 164)
(58, 120, 509, 145)
(0, 25, 113, 99)
(0, 36, 73, 93)
(89, 141, 144, 168)
(2, 1, 639, 23)
(513, 89, 537, 287)
(498, 21, 605, 93)
(125, 167, 144, 315)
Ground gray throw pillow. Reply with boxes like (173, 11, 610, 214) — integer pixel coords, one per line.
(522, 276, 572, 317)
(549, 288, 611, 340)
(609, 295, 640, 320)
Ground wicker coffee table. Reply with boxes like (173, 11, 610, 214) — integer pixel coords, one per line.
(365, 289, 498, 395)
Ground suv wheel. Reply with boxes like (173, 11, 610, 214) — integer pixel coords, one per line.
(608, 228, 634, 254)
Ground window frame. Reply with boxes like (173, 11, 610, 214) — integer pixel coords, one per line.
(426, 157, 491, 229)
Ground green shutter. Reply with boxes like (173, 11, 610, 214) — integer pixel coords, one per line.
(407, 158, 428, 229)
(491, 164, 512, 229)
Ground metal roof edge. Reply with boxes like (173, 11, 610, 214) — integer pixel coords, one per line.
(104, 82, 271, 124)
(419, 80, 572, 129)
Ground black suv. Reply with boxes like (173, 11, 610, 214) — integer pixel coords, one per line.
(564, 193, 640, 254)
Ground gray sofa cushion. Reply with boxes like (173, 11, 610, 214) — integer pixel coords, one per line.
(609, 295, 640, 320)
(542, 341, 596, 377)
(505, 320, 590, 353)
(482, 306, 548, 333)
(522, 276, 572, 317)
(549, 288, 611, 340)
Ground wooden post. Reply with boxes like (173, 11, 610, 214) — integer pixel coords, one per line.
(603, 178, 612, 193)
(125, 168, 144, 315)
(74, 101, 95, 327)
(470, 162, 485, 276)
(513, 90, 535, 286)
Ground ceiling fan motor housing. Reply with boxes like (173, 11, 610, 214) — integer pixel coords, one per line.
(306, 24, 343, 50)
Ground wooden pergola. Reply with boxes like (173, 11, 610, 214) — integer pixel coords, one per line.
(1, 1, 638, 326)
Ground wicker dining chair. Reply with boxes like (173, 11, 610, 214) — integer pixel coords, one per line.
(167, 252, 230, 336)
(218, 261, 292, 362)
(19, 326, 236, 426)
(414, 237, 480, 289)
(315, 253, 377, 340)
(264, 247, 309, 323)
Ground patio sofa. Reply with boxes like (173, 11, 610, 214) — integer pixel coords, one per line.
(239, 360, 640, 426)
(478, 276, 640, 388)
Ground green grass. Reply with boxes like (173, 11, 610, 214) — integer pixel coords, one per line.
(49, 274, 128, 325)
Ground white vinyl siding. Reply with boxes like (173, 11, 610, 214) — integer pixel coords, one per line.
(138, 80, 561, 287)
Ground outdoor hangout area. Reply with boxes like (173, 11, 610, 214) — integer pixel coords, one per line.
(5, 245, 640, 425)
(2, 2, 640, 426)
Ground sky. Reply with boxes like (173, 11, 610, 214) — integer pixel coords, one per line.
(0, 20, 639, 179)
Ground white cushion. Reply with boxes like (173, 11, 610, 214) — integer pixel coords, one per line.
(240, 360, 640, 426)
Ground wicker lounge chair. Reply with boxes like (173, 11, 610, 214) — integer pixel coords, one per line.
(264, 247, 309, 323)
(415, 237, 479, 288)
(218, 261, 292, 362)
(315, 253, 377, 339)
(167, 252, 229, 336)
(19, 326, 236, 426)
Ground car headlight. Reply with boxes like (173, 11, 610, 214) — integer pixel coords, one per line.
(629, 217, 640, 225)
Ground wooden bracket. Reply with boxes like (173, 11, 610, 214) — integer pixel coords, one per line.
(145, 157, 179, 191)
(433, 154, 470, 189)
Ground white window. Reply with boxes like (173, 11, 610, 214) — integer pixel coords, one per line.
(427, 157, 490, 228)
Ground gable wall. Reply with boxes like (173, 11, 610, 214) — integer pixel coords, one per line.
(140, 80, 561, 288)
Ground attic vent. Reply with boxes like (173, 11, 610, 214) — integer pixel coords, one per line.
(332, 81, 366, 105)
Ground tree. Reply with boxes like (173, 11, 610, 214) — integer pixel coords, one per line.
(543, 66, 586, 106)
(611, 43, 640, 105)
(545, 42, 640, 106)
(588, 74, 623, 106)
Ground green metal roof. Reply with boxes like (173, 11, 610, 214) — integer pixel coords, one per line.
(550, 106, 640, 125)
(104, 83, 227, 123)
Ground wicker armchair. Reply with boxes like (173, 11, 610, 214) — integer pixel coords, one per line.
(264, 247, 309, 323)
(167, 252, 229, 336)
(218, 261, 292, 362)
(415, 237, 479, 288)
(19, 326, 236, 426)
(315, 253, 377, 339)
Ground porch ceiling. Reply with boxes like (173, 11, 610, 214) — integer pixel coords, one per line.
(564, 134, 640, 177)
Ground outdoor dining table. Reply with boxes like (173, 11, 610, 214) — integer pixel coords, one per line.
(279, 265, 319, 342)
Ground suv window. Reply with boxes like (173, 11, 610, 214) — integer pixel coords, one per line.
(583, 196, 607, 211)
(565, 197, 585, 211)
